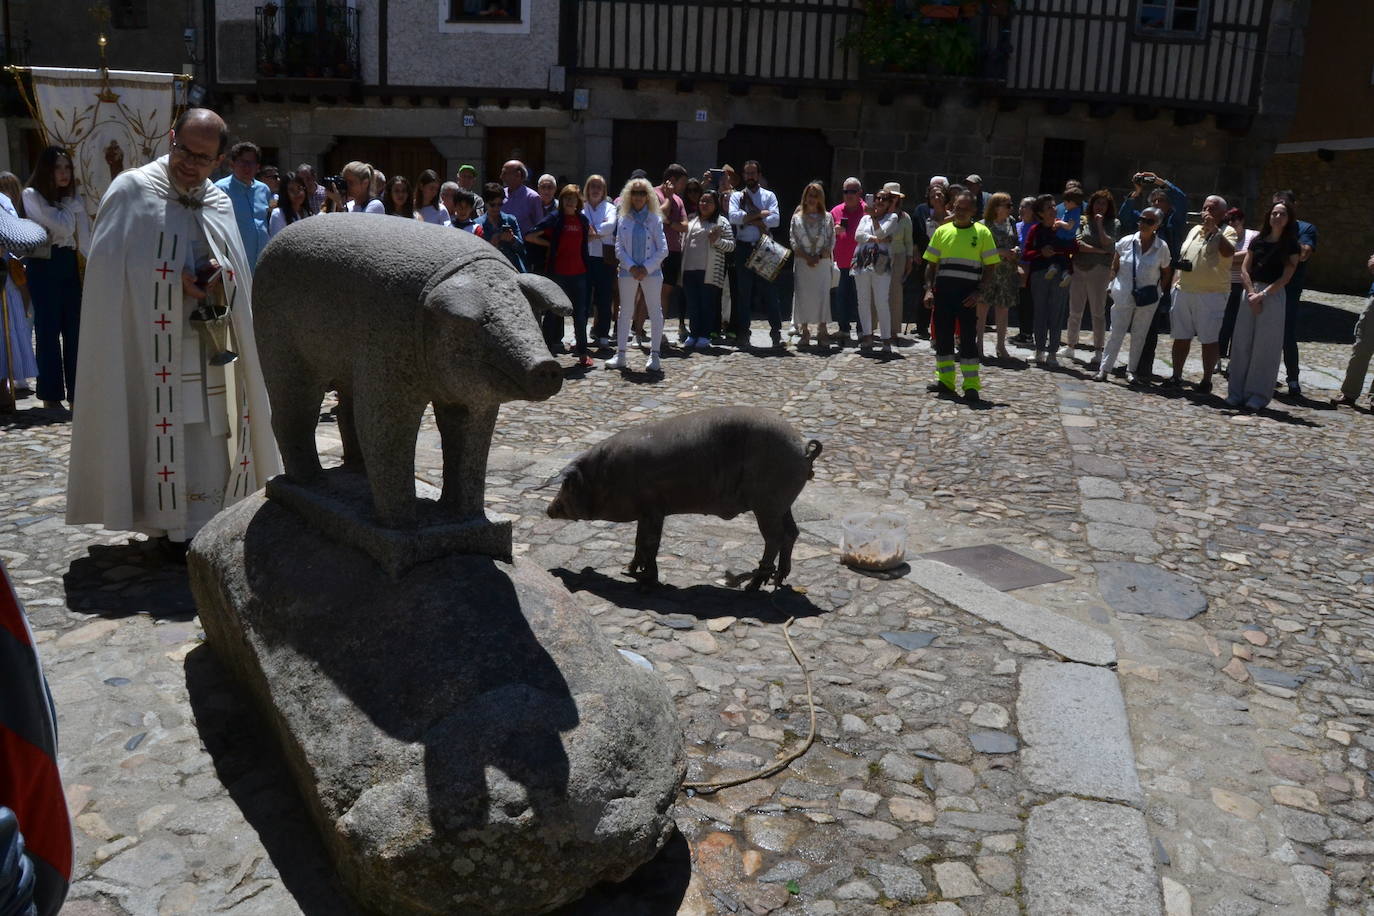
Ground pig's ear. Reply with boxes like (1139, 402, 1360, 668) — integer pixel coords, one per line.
(516, 273, 574, 317)
(535, 462, 579, 491)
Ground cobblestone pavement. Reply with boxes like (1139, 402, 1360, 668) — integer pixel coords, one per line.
(2, 291, 1372, 916)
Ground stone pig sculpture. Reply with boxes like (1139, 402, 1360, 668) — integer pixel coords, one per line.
(546, 407, 822, 590)
(254, 214, 568, 527)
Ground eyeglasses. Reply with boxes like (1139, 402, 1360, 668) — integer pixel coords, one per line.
(876, 194, 892, 201)
(1139, 218, 1159, 226)
(843, 188, 861, 194)
(170, 140, 217, 168)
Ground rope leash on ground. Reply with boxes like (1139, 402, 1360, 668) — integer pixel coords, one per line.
(683, 614, 817, 794)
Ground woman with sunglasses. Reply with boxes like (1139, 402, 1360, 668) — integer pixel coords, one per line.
(853, 188, 899, 351)
(1097, 207, 1168, 384)
(608, 178, 668, 373)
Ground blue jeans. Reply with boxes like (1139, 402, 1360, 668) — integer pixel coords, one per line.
(831, 266, 858, 332)
(587, 257, 614, 340)
(682, 270, 719, 339)
(27, 247, 82, 403)
(552, 272, 590, 354)
(733, 241, 782, 337)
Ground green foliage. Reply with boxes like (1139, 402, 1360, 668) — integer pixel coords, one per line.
(840, 1, 980, 77)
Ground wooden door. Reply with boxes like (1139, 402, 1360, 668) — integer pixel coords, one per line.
(324, 137, 443, 186)
(610, 119, 678, 193)
(485, 127, 546, 188)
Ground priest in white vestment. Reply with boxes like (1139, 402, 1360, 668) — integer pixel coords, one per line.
(66, 109, 280, 554)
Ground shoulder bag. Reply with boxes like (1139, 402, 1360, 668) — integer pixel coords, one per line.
(1130, 238, 1158, 307)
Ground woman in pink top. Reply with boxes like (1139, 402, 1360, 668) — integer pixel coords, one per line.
(829, 177, 867, 345)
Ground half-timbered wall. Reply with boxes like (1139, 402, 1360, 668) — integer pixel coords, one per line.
(1005, 0, 1273, 111)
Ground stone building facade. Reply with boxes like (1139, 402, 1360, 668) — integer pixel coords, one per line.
(2, 0, 1310, 242)
(1261, 0, 1370, 293)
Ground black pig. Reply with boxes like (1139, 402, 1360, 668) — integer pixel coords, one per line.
(546, 407, 822, 590)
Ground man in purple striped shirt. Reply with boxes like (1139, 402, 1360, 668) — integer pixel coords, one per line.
(500, 160, 544, 238)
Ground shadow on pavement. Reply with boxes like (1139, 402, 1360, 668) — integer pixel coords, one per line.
(62, 542, 197, 620)
(0, 405, 71, 430)
(550, 828, 692, 916)
(1299, 298, 1359, 344)
(553, 565, 824, 623)
(184, 644, 363, 916)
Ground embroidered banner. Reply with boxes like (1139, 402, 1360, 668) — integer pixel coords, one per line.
(27, 67, 179, 242)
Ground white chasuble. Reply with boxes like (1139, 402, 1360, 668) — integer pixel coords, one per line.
(67, 157, 280, 540)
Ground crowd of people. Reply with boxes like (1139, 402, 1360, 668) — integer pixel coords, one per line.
(11, 131, 1374, 414)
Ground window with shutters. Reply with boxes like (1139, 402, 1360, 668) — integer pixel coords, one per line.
(1137, 0, 1208, 40)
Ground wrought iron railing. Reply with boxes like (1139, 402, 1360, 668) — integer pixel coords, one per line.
(255, 3, 360, 80)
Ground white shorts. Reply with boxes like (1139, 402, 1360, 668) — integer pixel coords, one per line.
(1170, 290, 1228, 343)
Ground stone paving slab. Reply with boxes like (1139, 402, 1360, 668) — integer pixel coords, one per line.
(1023, 797, 1162, 916)
(1018, 660, 1145, 807)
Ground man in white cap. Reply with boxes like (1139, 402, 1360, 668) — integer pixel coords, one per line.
(965, 175, 987, 216)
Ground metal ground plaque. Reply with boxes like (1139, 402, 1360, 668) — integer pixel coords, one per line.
(921, 544, 1072, 592)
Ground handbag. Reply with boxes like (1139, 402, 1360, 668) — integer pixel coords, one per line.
(746, 233, 791, 282)
(1130, 238, 1158, 307)
(6, 255, 25, 289)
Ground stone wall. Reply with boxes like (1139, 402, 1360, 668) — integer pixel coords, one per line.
(217, 98, 575, 186)
(1263, 150, 1373, 294)
(574, 76, 1280, 220)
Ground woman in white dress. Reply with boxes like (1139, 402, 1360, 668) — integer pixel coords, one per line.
(413, 169, 449, 225)
(267, 171, 312, 239)
(789, 181, 835, 349)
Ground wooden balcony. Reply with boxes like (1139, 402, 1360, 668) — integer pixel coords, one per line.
(1004, 0, 1270, 114)
(568, 0, 1269, 115)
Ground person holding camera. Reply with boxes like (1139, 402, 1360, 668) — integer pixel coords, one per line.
(1097, 207, 1169, 385)
(336, 161, 384, 214)
(1120, 172, 1186, 379)
(1164, 194, 1237, 392)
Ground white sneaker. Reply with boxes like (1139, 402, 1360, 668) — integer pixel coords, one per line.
(647, 352, 662, 373)
(1058, 345, 1075, 361)
(604, 352, 627, 370)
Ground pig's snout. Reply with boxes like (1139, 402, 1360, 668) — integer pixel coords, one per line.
(525, 358, 563, 400)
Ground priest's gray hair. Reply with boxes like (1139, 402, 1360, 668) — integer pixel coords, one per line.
(1206, 194, 1227, 209)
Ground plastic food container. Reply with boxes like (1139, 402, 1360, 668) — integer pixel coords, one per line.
(839, 512, 908, 571)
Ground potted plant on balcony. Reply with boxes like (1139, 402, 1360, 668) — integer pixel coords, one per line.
(842, 0, 984, 77)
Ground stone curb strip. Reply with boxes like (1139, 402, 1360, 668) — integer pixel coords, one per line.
(906, 561, 1161, 915)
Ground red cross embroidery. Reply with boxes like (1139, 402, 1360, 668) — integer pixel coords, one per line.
(154, 366, 171, 382)
(239, 456, 251, 470)
(155, 417, 171, 433)
(156, 262, 174, 280)
(225, 269, 235, 283)
(157, 466, 175, 481)
(154, 314, 171, 330)
(242, 411, 250, 423)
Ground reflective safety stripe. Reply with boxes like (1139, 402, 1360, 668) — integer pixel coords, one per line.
(961, 360, 982, 391)
(935, 355, 957, 391)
